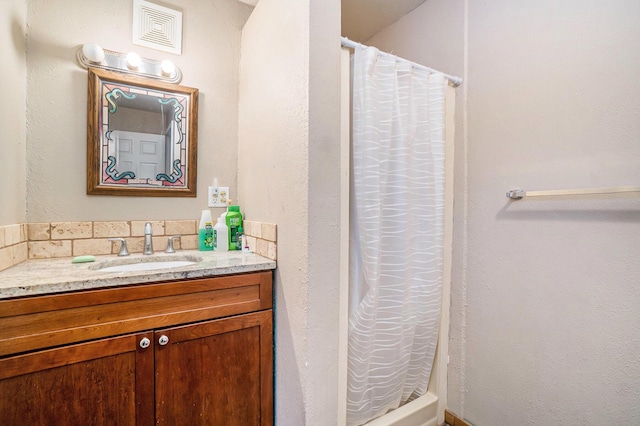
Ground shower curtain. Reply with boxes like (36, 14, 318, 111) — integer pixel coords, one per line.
(347, 45, 446, 425)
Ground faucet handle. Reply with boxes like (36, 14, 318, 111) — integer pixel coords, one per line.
(165, 235, 181, 253)
(108, 238, 130, 256)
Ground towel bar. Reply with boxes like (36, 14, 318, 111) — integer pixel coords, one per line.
(506, 186, 640, 200)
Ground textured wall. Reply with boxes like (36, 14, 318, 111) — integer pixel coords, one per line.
(371, 0, 640, 424)
(462, 1, 640, 423)
(239, 0, 341, 423)
(0, 0, 27, 225)
(25, 0, 251, 222)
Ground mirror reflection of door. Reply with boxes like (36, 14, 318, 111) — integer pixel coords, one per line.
(114, 131, 167, 180)
(109, 95, 174, 178)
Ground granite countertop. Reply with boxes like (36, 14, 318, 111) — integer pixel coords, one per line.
(0, 250, 276, 299)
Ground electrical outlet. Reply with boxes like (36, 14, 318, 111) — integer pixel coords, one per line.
(208, 186, 229, 208)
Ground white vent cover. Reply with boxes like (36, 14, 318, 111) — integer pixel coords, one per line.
(133, 0, 182, 55)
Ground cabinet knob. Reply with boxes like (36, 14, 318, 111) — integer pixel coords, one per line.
(139, 337, 151, 349)
(158, 335, 169, 346)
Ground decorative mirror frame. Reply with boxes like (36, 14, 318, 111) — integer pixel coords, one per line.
(87, 68, 198, 196)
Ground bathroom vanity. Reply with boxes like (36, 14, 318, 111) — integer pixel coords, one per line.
(0, 252, 275, 425)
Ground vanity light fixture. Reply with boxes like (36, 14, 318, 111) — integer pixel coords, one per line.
(76, 43, 182, 83)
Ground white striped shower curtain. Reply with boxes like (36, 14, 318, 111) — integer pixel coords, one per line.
(347, 44, 446, 425)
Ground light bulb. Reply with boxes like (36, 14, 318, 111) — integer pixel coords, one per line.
(160, 60, 176, 77)
(126, 52, 142, 70)
(82, 43, 105, 63)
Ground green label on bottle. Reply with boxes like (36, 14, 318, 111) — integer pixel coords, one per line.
(199, 224, 214, 250)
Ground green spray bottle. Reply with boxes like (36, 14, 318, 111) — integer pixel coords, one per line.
(198, 209, 214, 251)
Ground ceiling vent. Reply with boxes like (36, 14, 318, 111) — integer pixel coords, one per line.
(133, 0, 182, 55)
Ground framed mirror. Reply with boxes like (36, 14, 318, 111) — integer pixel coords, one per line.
(87, 68, 198, 196)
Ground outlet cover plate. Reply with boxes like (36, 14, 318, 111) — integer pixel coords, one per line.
(208, 186, 229, 208)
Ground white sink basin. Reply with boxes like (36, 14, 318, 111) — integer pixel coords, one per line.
(98, 260, 196, 273)
(91, 255, 201, 273)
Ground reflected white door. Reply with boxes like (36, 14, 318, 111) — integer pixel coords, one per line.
(114, 131, 166, 180)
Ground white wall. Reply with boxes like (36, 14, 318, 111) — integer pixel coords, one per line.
(239, 0, 341, 423)
(462, 1, 640, 423)
(366, 0, 464, 78)
(368, 0, 640, 424)
(307, 0, 342, 422)
(1, 0, 27, 225)
(25, 0, 251, 222)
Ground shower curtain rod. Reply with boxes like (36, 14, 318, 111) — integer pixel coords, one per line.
(341, 37, 463, 87)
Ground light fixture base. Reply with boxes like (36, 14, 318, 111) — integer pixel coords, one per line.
(76, 46, 182, 83)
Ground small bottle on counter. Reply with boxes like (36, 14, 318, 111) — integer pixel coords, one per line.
(214, 217, 228, 252)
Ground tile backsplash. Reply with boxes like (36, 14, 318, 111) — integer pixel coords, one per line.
(0, 219, 277, 272)
(0, 224, 28, 272)
(28, 220, 197, 259)
(243, 220, 277, 260)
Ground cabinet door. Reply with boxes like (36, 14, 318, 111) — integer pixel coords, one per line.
(155, 310, 273, 425)
(0, 332, 154, 426)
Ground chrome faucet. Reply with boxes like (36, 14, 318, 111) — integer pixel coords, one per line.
(108, 238, 129, 256)
(143, 222, 154, 255)
(165, 235, 181, 253)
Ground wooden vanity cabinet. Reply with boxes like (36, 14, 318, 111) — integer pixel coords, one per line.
(0, 271, 273, 426)
(0, 332, 152, 424)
